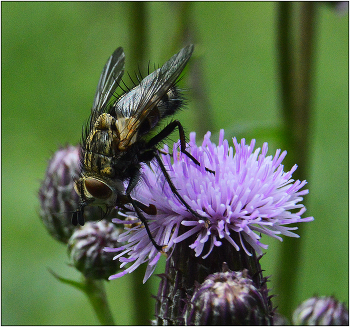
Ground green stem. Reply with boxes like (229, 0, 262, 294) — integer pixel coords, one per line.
(131, 265, 153, 325)
(127, 4, 154, 325)
(128, 2, 147, 68)
(171, 2, 214, 138)
(49, 269, 115, 325)
(276, 2, 316, 318)
(82, 278, 115, 325)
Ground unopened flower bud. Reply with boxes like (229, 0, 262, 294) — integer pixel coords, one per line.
(292, 296, 349, 325)
(185, 269, 272, 325)
(39, 145, 100, 243)
(67, 220, 123, 280)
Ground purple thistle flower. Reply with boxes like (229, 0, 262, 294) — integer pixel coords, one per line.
(292, 296, 349, 325)
(39, 145, 101, 243)
(185, 268, 272, 325)
(105, 130, 313, 283)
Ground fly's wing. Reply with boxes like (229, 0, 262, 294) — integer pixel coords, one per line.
(90, 47, 125, 125)
(111, 44, 194, 144)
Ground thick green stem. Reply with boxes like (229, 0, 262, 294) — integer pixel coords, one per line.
(276, 2, 316, 318)
(131, 265, 154, 325)
(49, 269, 115, 325)
(83, 278, 115, 325)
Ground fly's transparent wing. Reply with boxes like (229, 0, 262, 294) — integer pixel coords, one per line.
(111, 44, 194, 143)
(91, 47, 125, 123)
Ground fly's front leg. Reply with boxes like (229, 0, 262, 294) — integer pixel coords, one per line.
(154, 152, 210, 224)
(124, 170, 162, 251)
(127, 195, 163, 252)
(125, 168, 157, 215)
(147, 120, 214, 174)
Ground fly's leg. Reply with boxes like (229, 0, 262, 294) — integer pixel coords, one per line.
(154, 152, 209, 223)
(144, 120, 213, 222)
(147, 120, 215, 174)
(127, 195, 163, 252)
(124, 170, 163, 251)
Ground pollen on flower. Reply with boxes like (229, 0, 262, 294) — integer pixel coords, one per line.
(105, 130, 313, 282)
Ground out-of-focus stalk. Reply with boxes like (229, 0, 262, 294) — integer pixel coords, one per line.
(127, 3, 153, 324)
(276, 2, 316, 317)
(128, 2, 147, 67)
(171, 2, 215, 138)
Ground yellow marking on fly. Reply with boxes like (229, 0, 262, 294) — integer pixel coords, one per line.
(116, 117, 139, 150)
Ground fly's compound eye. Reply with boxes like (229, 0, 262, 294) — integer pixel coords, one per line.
(84, 178, 113, 199)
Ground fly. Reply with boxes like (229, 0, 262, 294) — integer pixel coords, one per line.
(72, 45, 213, 251)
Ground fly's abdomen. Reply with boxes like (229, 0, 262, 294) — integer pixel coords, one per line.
(157, 85, 183, 119)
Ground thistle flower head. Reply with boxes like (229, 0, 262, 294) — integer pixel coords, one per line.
(39, 145, 101, 243)
(68, 220, 123, 280)
(106, 130, 313, 282)
(292, 296, 349, 325)
(185, 269, 272, 325)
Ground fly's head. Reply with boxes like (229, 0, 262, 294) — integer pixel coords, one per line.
(72, 174, 125, 226)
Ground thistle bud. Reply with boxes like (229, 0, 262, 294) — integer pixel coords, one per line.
(67, 220, 123, 280)
(39, 145, 100, 243)
(292, 296, 349, 325)
(185, 269, 272, 325)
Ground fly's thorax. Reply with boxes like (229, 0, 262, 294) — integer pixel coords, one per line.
(93, 113, 116, 130)
(86, 113, 121, 153)
(83, 151, 116, 177)
(74, 174, 125, 209)
(84, 113, 121, 177)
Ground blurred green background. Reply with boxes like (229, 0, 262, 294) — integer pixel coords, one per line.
(2, 2, 348, 325)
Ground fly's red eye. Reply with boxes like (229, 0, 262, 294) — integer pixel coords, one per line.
(84, 178, 113, 199)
